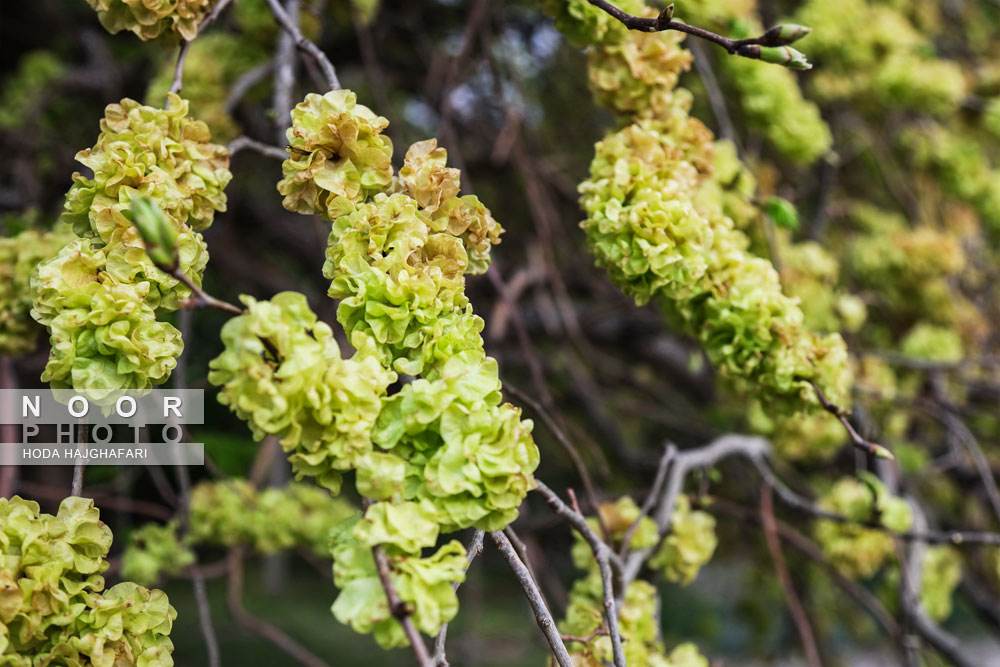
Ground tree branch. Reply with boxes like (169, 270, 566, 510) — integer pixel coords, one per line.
(584, 0, 805, 61)
(490, 531, 574, 667)
(371, 543, 433, 666)
(264, 0, 340, 90)
(432, 529, 486, 667)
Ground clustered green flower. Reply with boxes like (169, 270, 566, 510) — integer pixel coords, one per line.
(330, 515, 467, 649)
(648, 496, 719, 585)
(844, 203, 982, 349)
(122, 480, 358, 586)
(0, 224, 71, 356)
(278, 90, 394, 219)
(553, 0, 852, 417)
(814, 474, 913, 578)
(86, 0, 221, 45)
(570, 496, 718, 586)
(560, 573, 708, 666)
(718, 51, 832, 163)
(208, 292, 395, 494)
(581, 120, 852, 414)
(210, 89, 537, 647)
(31, 94, 231, 392)
(0, 496, 176, 666)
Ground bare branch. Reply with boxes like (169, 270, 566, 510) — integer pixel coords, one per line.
(166, 0, 235, 100)
(264, 0, 340, 90)
(584, 0, 804, 61)
(490, 531, 574, 667)
(810, 381, 894, 460)
(228, 136, 288, 160)
(432, 529, 486, 666)
(171, 267, 243, 315)
(226, 548, 330, 667)
(760, 486, 822, 667)
(507, 382, 609, 539)
(371, 543, 433, 666)
(619, 443, 676, 558)
(534, 482, 624, 667)
(168, 40, 193, 97)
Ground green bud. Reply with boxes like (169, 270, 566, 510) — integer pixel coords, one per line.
(762, 24, 812, 46)
(130, 197, 179, 270)
(764, 196, 799, 230)
(758, 46, 812, 70)
(656, 3, 674, 28)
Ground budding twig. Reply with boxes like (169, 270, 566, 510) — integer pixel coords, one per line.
(585, 0, 813, 68)
(809, 381, 894, 460)
(171, 268, 244, 315)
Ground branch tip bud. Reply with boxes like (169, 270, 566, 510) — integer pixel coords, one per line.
(130, 197, 179, 271)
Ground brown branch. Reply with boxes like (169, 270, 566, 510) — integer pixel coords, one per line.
(753, 456, 1000, 546)
(168, 40, 193, 97)
(810, 381, 894, 460)
(760, 486, 823, 667)
(171, 267, 243, 315)
(490, 531, 574, 667)
(226, 548, 330, 667)
(506, 383, 609, 540)
(228, 136, 288, 160)
(264, 0, 340, 90)
(371, 543, 433, 666)
(166, 0, 235, 99)
(622, 434, 770, 585)
(432, 529, 487, 666)
(711, 498, 900, 639)
(534, 482, 625, 667)
(584, 0, 802, 59)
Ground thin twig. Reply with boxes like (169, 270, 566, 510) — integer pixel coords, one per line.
(226, 548, 330, 667)
(711, 498, 900, 638)
(753, 456, 1000, 546)
(432, 529, 486, 666)
(166, 0, 235, 100)
(173, 310, 222, 667)
(71, 422, 87, 496)
(619, 443, 676, 558)
(810, 381, 894, 460)
(172, 267, 243, 314)
(225, 62, 273, 112)
(371, 543, 434, 666)
(228, 136, 288, 160)
(534, 482, 625, 667)
(584, 0, 801, 59)
(623, 435, 770, 585)
(264, 0, 340, 90)
(273, 0, 299, 146)
(168, 40, 193, 97)
(490, 531, 574, 667)
(760, 486, 822, 667)
(506, 383, 608, 540)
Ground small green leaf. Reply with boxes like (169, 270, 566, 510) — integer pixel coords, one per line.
(764, 196, 800, 230)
